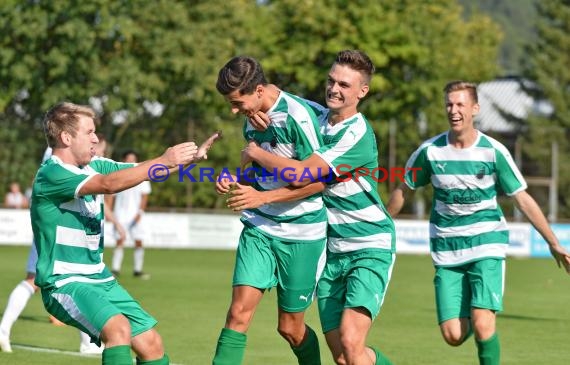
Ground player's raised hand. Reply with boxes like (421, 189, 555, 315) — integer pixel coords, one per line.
(249, 111, 270, 131)
(162, 142, 198, 167)
(194, 131, 223, 162)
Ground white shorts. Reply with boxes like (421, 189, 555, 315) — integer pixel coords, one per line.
(116, 219, 146, 242)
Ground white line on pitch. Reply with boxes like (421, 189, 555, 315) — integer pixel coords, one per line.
(12, 344, 185, 364)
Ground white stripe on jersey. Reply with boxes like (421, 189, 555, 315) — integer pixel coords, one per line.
(241, 211, 327, 241)
(56, 226, 100, 250)
(328, 233, 393, 253)
(430, 217, 507, 238)
(257, 196, 323, 217)
(433, 174, 496, 190)
(54, 275, 115, 288)
(327, 204, 387, 225)
(434, 197, 498, 216)
(431, 243, 508, 266)
(53, 260, 105, 276)
(428, 145, 496, 162)
(323, 177, 373, 197)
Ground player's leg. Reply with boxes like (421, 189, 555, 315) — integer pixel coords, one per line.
(274, 238, 326, 364)
(41, 281, 133, 364)
(132, 223, 149, 279)
(213, 228, 273, 365)
(336, 251, 394, 365)
(112, 224, 127, 276)
(0, 245, 39, 352)
(436, 264, 473, 346)
(469, 259, 504, 365)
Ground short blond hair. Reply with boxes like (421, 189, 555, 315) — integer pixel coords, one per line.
(43, 102, 97, 147)
(443, 81, 478, 103)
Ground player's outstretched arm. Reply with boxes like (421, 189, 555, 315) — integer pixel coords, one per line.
(80, 142, 198, 196)
(513, 191, 570, 274)
(194, 131, 222, 162)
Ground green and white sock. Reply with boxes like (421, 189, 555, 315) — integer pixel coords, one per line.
(212, 328, 247, 365)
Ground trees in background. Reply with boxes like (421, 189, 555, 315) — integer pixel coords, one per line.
(4, 0, 549, 213)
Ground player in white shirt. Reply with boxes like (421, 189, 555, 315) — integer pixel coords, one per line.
(109, 150, 152, 279)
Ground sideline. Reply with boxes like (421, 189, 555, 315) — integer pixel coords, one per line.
(11, 344, 185, 364)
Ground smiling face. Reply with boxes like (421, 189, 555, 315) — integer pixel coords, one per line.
(224, 85, 264, 118)
(445, 89, 479, 136)
(325, 63, 369, 120)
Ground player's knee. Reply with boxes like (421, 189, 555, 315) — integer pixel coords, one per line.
(132, 329, 165, 360)
(225, 304, 254, 328)
(339, 331, 365, 357)
(442, 332, 464, 347)
(101, 314, 131, 345)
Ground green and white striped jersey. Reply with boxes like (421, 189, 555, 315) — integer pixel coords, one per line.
(404, 131, 527, 267)
(31, 155, 132, 289)
(241, 91, 327, 244)
(315, 111, 395, 253)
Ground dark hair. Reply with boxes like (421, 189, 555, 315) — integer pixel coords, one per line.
(121, 149, 138, 161)
(334, 50, 375, 84)
(43, 102, 97, 148)
(216, 56, 268, 96)
(443, 81, 478, 103)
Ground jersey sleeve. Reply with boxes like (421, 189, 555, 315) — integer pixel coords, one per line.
(35, 164, 90, 202)
(494, 146, 527, 195)
(289, 113, 323, 160)
(89, 157, 133, 175)
(316, 121, 371, 175)
(404, 146, 431, 189)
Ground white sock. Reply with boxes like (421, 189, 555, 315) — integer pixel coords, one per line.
(112, 246, 124, 272)
(133, 247, 145, 273)
(0, 280, 35, 337)
(79, 330, 92, 346)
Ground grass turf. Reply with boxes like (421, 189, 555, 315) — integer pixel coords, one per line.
(0, 245, 568, 364)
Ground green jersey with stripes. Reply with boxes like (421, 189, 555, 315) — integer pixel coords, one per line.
(241, 90, 327, 243)
(404, 131, 527, 267)
(315, 111, 395, 253)
(31, 155, 132, 289)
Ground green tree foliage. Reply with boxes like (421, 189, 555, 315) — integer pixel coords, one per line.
(523, 0, 570, 218)
(0, 0, 501, 210)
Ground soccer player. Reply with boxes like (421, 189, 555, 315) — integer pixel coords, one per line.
(109, 150, 152, 279)
(238, 50, 395, 365)
(212, 56, 327, 365)
(386, 81, 570, 365)
(30, 101, 218, 364)
(0, 136, 112, 355)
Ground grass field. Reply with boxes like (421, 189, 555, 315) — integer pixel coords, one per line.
(0, 245, 569, 365)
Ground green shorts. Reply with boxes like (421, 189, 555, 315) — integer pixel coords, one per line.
(41, 280, 157, 346)
(434, 258, 505, 324)
(317, 249, 395, 333)
(233, 227, 326, 312)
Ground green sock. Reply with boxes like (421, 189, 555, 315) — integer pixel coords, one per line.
(476, 333, 500, 365)
(103, 345, 132, 365)
(371, 346, 393, 365)
(291, 326, 321, 365)
(136, 353, 170, 364)
(212, 328, 247, 365)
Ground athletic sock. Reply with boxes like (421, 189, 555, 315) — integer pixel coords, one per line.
(136, 353, 170, 364)
(112, 246, 124, 272)
(103, 345, 132, 365)
(212, 328, 247, 365)
(476, 333, 500, 365)
(371, 346, 393, 365)
(291, 325, 321, 365)
(134, 247, 145, 273)
(0, 280, 35, 336)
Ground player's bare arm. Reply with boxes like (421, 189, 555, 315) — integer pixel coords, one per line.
(513, 190, 570, 274)
(79, 142, 198, 196)
(226, 181, 326, 211)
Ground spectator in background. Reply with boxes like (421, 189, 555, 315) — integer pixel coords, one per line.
(4, 182, 28, 209)
(108, 150, 151, 279)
